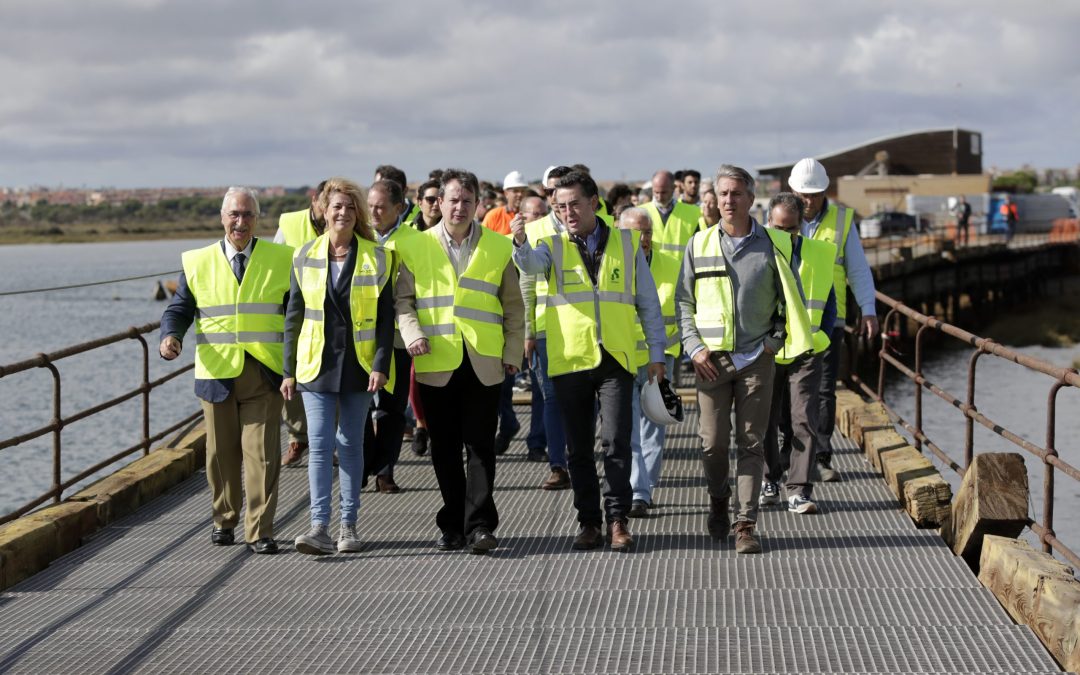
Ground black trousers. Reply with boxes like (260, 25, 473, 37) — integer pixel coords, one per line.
(364, 347, 412, 479)
(552, 349, 634, 526)
(816, 325, 845, 459)
(418, 356, 501, 537)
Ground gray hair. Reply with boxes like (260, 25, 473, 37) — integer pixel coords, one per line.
(713, 165, 755, 197)
(221, 186, 261, 215)
(618, 206, 652, 228)
(767, 192, 805, 221)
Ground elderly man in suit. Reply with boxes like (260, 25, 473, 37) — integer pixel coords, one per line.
(160, 186, 293, 554)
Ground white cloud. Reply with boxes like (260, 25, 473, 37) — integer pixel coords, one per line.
(0, 0, 1076, 187)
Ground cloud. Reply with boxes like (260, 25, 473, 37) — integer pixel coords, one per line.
(0, 0, 1076, 187)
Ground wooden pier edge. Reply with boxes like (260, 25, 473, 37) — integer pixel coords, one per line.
(836, 385, 1080, 671)
(0, 419, 207, 591)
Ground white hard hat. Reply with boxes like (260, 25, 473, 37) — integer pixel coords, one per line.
(503, 170, 528, 190)
(542, 165, 559, 186)
(788, 158, 829, 193)
(640, 377, 684, 426)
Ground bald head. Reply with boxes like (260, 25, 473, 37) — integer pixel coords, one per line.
(651, 171, 674, 206)
(618, 206, 653, 255)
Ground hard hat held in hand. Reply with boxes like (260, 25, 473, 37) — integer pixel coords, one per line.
(788, 158, 829, 193)
(641, 376, 684, 426)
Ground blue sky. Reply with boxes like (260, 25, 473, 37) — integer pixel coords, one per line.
(1, 0, 1077, 188)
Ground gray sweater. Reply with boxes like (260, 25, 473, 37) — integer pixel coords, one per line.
(676, 221, 787, 360)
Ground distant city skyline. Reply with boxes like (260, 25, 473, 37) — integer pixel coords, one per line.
(1, 1, 1077, 188)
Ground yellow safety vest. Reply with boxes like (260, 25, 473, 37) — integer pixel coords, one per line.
(292, 233, 392, 391)
(689, 225, 813, 360)
(400, 203, 422, 227)
(544, 227, 641, 376)
(765, 230, 837, 363)
(809, 203, 854, 320)
(182, 240, 292, 380)
(634, 248, 682, 366)
(278, 209, 321, 250)
(397, 226, 512, 373)
(643, 201, 701, 258)
(524, 214, 561, 337)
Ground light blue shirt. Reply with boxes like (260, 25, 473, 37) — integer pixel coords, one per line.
(513, 223, 668, 365)
(802, 200, 877, 318)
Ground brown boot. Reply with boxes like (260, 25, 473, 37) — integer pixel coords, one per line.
(608, 520, 634, 552)
(707, 497, 730, 540)
(376, 475, 401, 494)
(541, 466, 570, 490)
(734, 521, 762, 554)
(572, 524, 603, 550)
(281, 441, 307, 467)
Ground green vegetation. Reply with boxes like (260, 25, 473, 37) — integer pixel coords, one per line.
(0, 194, 310, 244)
(991, 170, 1038, 194)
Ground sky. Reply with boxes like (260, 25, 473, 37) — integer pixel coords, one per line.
(1, 0, 1078, 188)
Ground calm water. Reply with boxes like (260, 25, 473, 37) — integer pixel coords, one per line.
(881, 342, 1080, 558)
(0, 238, 213, 514)
(2, 239, 1079, 560)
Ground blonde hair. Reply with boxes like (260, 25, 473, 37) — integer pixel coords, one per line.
(318, 177, 374, 241)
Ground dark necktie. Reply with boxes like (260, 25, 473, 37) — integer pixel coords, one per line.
(232, 252, 247, 283)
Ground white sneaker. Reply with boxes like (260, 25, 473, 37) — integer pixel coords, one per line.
(759, 481, 781, 506)
(788, 495, 819, 514)
(295, 524, 335, 555)
(337, 522, 362, 553)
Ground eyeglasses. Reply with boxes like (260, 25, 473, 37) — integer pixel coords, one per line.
(422, 196, 438, 204)
(224, 210, 255, 220)
(544, 188, 556, 197)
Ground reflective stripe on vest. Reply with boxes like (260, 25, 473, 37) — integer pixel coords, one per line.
(181, 240, 292, 380)
(278, 209, 320, 250)
(292, 234, 391, 391)
(545, 227, 639, 376)
(398, 226, 512, 373)
(643, 201, 702, 258)
(810, 203, 853, 319)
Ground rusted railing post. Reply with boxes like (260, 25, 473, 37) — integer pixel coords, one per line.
(1042, 380, 1068, 555)
(963, 346, 988, 470)
(133, 329, 151, 456)
(41, 357, 63, 505)
(913, 322, 935, 453)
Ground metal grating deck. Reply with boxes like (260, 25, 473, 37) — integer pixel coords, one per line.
(0, 404, 1061, 673)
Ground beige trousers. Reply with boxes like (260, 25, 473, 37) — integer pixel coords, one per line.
(695, 351, 775, 525)
(201, 357, 283, 541)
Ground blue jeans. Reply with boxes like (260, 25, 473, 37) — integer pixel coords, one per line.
(301, 390, 374, 526)
(530, 337, 566, 468)
(630, 354, 676, 504)
(526, 365, 547, 449)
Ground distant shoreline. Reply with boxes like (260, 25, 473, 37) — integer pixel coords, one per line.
(0, 223, 227, 245)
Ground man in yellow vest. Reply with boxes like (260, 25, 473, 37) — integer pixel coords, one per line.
(160, 187, 292, 554)
(787, 158, 879, 482)
(677, 165, 814, 554)
(395, 169, 525, 555)
(273, 179, 327, 467)
(761, 193, 838, 515)
(374, 164, 420, 226)
(681, 169, 702, 207)
(512, 171, 669, 553)
(642, 170, 702, 261)
(617, 207, 681, 518)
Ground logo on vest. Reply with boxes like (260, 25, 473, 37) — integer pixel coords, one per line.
(610, 267, 621, 282)
(361, 263, 373, 272)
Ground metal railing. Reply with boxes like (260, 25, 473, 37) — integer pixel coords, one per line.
(0, 323, 199, 525)
(861, 230, 1059, 268)
(845, 291, 1080, 569)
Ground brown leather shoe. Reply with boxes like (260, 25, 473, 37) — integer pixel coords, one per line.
(281, 441, 307, 467)
(541, 466, 570, 490)
(572, 524, 603, 550)
(608, 520, 634, 552)
(734, 521, 762, 554)
(376, 475, 401, 494)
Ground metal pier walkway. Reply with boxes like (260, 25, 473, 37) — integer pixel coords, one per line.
(0, 408, 1061, 673)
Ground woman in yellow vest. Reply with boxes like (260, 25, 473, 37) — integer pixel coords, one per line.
(281, 178, 395, 556)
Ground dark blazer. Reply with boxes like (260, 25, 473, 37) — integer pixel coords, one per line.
(159, 239, 287, 403)
(283, 237, 394, 393)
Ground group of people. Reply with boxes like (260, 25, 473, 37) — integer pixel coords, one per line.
(159, 157, 878, 557)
